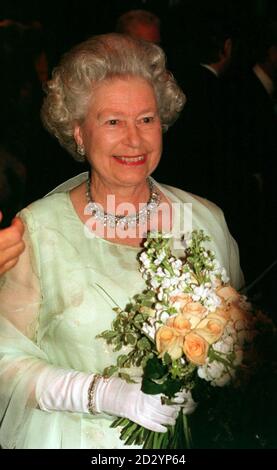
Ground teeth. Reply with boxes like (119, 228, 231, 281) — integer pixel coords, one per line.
(114, 155, 145, 162)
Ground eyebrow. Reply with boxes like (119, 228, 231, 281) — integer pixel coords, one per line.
(97, 108, 157, 120)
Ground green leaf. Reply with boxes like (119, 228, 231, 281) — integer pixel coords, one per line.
(117, 354, 128, 367)
(163, 352, 172, 366)
(137, 337, 151, 351)
(142, 375, 183, 397)
(161, 377, 183, 397)
(143, 356, 167, 380)
(102, 365, 118, 377)
(126, 333, 137, 345)
(142, 378, 166, 395)
(118, 372, 137, 383)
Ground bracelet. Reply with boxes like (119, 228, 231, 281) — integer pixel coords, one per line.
(87, 374, 102, 415)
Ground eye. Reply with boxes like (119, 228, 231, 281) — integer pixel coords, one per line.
(107, 119, 119, 126)
(141, 116, 154, 124)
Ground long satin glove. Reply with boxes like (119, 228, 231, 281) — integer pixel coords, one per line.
(95, 376, 180, 433)
(36, 369, 180, 433)
(36, 368, 94, 413)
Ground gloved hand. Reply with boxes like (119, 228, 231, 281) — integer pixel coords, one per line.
(95, 376, 180, 433)
(36, 368, 180, 433)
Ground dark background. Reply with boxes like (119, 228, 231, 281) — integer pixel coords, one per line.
(1, 0, 277, 62)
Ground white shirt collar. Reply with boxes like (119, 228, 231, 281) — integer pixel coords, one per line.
(253, 63, 274, 96)
(200, 63, 219, 77)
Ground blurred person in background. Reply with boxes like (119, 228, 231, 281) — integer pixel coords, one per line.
(115, 9, 161, 44)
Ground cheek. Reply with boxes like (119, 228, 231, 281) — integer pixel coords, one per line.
(147, 125, 162, 145)
(153, 130, 163, 153)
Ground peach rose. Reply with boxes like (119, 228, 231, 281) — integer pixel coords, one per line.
(217, 285, 241, 304)
(212, 305, 231, 322)
(194, 308, 229, 344)
(183, 331, 209, 365)
(194, 319, 224, 344)
(228, 303, 249, 323)
(166, 314, 191, 334)
(170, 293, 192, 311)
(156, 326, 184, 360)
(181, 302, 207, 328)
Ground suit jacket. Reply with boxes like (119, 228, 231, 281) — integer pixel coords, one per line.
(155, 64, 229, 207)
(226, 67, 277, 284)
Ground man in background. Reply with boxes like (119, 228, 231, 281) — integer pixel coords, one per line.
(115, 9, 160, 44)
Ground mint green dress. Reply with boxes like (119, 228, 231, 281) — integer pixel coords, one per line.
(0, 173, 243, 448)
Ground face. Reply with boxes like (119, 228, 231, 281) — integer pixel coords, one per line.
(74, 76, 162, 191)
(131, 24, 161, 44)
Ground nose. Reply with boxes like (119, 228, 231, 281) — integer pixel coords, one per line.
(124, 122, 141, 148)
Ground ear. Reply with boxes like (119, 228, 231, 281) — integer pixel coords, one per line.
(223, 38, 232, 60)
(73, 125, 83, 147)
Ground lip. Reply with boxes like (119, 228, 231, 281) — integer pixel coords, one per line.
(112, 155, 146, 166)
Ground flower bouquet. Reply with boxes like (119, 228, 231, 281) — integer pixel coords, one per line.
(98, 230, 277, 449)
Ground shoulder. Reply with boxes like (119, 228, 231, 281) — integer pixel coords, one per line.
(158, 182, 224, 220)
(18, 173, 88, 229)
(19, 192, 68, 232)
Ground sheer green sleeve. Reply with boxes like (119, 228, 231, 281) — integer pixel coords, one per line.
(0, 214, 49, 448)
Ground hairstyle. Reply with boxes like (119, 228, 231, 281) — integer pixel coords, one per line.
(191, 20, 233, 64)
(115, 9, 160, 35)
(41, 33, 186, 161)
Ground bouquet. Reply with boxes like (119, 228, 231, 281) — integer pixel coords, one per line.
(98, 230, 277, 449)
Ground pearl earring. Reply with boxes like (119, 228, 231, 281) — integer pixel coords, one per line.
(77, 143, 85, 156)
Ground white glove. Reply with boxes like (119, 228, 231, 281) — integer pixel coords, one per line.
(36, 368, 180, 433)
(36, 368, 93, 413)
(95, 376, 180, 433)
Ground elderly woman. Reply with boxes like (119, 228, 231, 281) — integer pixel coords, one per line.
(0, 34, 243, 449)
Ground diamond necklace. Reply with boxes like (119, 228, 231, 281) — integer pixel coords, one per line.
(85, 177, 161, 229)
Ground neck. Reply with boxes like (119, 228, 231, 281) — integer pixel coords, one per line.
(89, 174, 151, 215)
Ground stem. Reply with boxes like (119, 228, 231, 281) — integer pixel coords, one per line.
(183, 414, 192, 449)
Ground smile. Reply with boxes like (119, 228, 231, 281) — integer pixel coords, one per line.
(113, 155, 146, 165)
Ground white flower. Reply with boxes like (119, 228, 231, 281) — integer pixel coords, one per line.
(197, 366, 209, 381)
(141, 322, 157, 340)
(207, 360, 225, 379)
(159, 311, 170, 323)
(213, 337, 233, 354)
(204, 291, 222, 311)
(157, 267, 166, 277)
(157, 290, 164, 301)
(172, 259, 183, 270)
(212, 372, 231, 387)
(192, 285, 209, 301)
(162, 278, 171, 289)
(154, 249, 167, 265)
(150, 278, 160, 289)
(155, 302, 164, 311)
(139, 252, 151, 268)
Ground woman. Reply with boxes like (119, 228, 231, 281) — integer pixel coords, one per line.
(0, 34, 243, 449)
